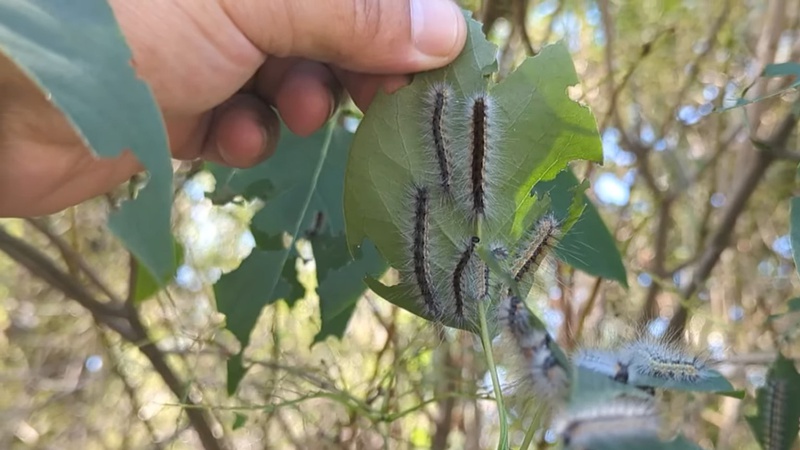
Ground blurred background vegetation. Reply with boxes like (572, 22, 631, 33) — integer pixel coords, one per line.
(1, 0, 799, 448)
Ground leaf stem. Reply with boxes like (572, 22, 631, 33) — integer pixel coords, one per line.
(478, 299, 509, 450)
(519, 404, 544, 450)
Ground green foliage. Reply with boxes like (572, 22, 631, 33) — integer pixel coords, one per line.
(313, 239, 385, 343)
(210, 123, 386, 393)
(0, 0, 174, 283)
(342, 13, 738, 449)
(232, 412, 248, 431)
(746, 354, 800, 450)
(344, 14, 603, 329)
(790, 197, 800, 277)
(133, 240, 184, 304)
(533, 169, 628, 286)
(788, 297, 800, 313)
(730, 62, 800, 110)
(626, 369, 733, 393)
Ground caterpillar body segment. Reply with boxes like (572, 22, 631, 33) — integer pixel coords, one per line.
(555, 397, 662, 449)
(496, 295, 569, 404)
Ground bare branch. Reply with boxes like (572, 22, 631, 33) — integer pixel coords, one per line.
(658, 3, 731, 139)
(25, 218, 123, 304)
(99, 330, 165, 450)
(638, 197, 674, 324)
(0, 226, 226, 450)
(667, 106, 799, 337)
(125, 307, 226, 450)
(0, 226, 131, 334)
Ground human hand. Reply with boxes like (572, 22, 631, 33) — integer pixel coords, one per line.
(0, 0, 466, 217)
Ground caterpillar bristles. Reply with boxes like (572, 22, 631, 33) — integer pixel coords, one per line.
(472, 243, 507, 303)
(422, 82, 456, 196)
(573, 347, 628, 383)
(469, 94, 489, 216)
(622, 334, 713, 386)
(572, 346, 658, 396)
(511, 214, 561, 284)
(496, 295, 569, 404)
(452, 91, 504, 223)
(407, 185, 440, 318)
(554, 396, 662, 449)
(452, 236, 479, 320)
(761, 379, 789, 450)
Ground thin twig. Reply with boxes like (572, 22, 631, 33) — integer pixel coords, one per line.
(125, 304, 226, 450)
(25, 218, 123, 304)
(0, 225, 225, 450)
(658, 2, 731, 139)
(99, 330, 165, 450)
(0, 226, 131, 335)
(513, 0, 535, 56)
(126, 259, 226, 450)
(638, 197, 674, 324)
(666, 106, 799, 337)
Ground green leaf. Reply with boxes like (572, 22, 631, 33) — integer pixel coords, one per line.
(133, 240, 184, 304)
(0, 1, 174, 283)
(212, 123, 385, 393)
(215, 250, 302, 394)
(769, 297, 800, 321)
(313, 239, 386, 343)
(763, 62, 800, 87)
(344, 13, 602, 328)
(533, 169, 628, 287)
(626, 369, 734, 393)
(790, 197, 800, 276)
(574, 343, 734, 394)
(345, 12, 497, 267)
(232, 412, 248, 430)
(724, 62, 800, 111)
(746, 354, 800, 450)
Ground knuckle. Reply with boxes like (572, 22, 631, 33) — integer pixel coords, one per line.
(349, 0, 384, 46)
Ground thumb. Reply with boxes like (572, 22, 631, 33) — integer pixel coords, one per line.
(223, 0, 467, 74)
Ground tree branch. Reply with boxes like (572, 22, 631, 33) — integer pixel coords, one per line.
(638, 196, 674, 324)
(99, 330, 165, 450)
(0, 226, 131, 335)
(0, 225, 226, 450)
(126, 306, 225, 450)
(666, 107, 799, 338)
(25, 217, 123, 304)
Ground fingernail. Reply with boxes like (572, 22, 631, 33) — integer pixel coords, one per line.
(410, 0, 463, 59)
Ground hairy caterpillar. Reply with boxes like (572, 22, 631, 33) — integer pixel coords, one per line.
(572, 348, 628, 383)
(450, 92, 505, 222)
(452, 236, 479, 320)
(554, 397, 662, 449)
(469, 94, 489, 216)
(497, 295, 569, 403)
(574, 333, 713, 395)
(410, 185, 439, 317)
(423, 82, 456, 195)
(511, 214, 561, 283)
(760, 379, 789, 450)
(474, 243, 507, 302)
(622, 335, 712, 385)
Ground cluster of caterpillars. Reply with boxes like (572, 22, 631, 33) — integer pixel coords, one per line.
(497, 291, 719, 447)
(399, 80, 719, 448)
(405, 81, 562, 325)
